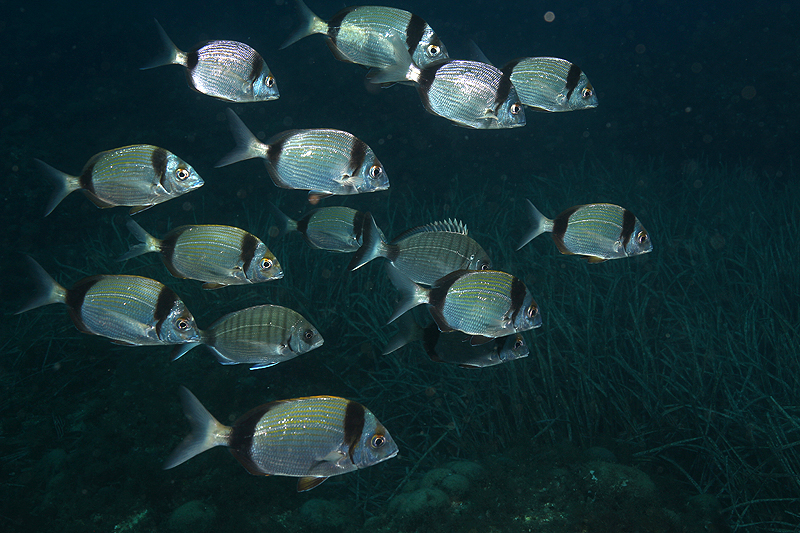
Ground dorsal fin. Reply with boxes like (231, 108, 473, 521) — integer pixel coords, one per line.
(391, 218, 468, 243)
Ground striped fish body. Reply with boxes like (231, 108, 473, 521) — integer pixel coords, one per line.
(387, 267, 542, 341)
(216, 110, 389, 200)
(142, 20, 278, 102)
(281, 0, 448, 70)
(518, 201, 653, 262)
(349, 215, 491, 284)
(165, 388, 398, 492)
(120, 221, 283, 289)
(503, 57, 597, 112)
(417, 60, 526, 129)
(270, 204, 385, 252)
(180, 304, 323, 370)
(35, 145, 203, 216)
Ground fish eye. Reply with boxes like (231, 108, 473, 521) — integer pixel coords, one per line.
(371, 434, 386, 448)
(303, 329, 314, 341)
(265, 75, 275, 88)
(637, 231, 649, 244)
(261, 257, 273, 270)
(582, 86, 594, 99)
(175, 168, 190, 181)
(176, 317, 190, 330)
(427, 44, 440, 57)
(510, 103, 522, 115)
(514, 336, 524, 349)
(369, 164, 383, 179)
(479, 261, 490, 270)
(526, 304, 538, 319)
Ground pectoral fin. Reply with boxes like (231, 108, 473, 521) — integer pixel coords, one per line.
(297, 476, 327, 492)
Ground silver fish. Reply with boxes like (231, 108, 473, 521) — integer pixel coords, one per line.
(35, 144, 203, 216)
(216, 109, 389, 202)
(269, 203, 385, 252)
(280, 0, 448, 70)
(118, 219, 283, 289)
(370, 53, 526, 129)
(503, 57, 597, 112)
(384, 313, 529, 368)
(142, 19, 279, 102)
(387, 266, 542, 345)
(172, 304, 323, 370)
(517, 200, 653, 262)
(349, 213, 491, 285)
(165, 387, 398, 491)
(17, 257, 200, 346)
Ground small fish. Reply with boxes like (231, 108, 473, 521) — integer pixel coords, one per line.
(280, 0, 448, 71)
(384, 313, 529, 369)
(349, 213, 491, 285)
(164, 386, 398, 491)
(142, 19, 279, 103)
(171, 304, 323, 370)
(118, 219, 282, 289)
(517, 200, 653, 262)
(370, 53, 526, 129)
(16, 257, 200, 346)
(269, 202, 385, 252)
(387, 266, 542, 345)
(216, 109, 389, 202)
(35, 145, 203, 216)
(502, 57, 597, 112)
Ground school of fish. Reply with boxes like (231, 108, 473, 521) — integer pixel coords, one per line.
(19, 0, 652, 493)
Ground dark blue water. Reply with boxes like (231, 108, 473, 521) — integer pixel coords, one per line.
(1, 1, 797, 531)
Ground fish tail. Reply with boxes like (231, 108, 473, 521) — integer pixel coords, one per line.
(267, 202, 297, 237)
(386, 265, 429, 324)
(117, 218, 161, 261)
(163, 386, 231, 470)
(16, 256, 68, 314)
(140, 19, 185, 70)
(365, 35, 419, 85)
(171, 341, 203, 362)
(34, 158, 80, 217)
(382, 312, 423, 355)
(516, 199, 549, 250)
(215, 109, 267, 167)
(347, 212, 388, 271)
(279, 0, 328, 50)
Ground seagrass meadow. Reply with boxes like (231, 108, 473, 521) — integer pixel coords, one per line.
(1, 0, 798, 532)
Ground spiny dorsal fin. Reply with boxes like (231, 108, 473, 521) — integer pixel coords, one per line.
(391, 218, 468, 243)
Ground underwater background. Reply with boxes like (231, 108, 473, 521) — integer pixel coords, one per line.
(1, 0, 798, 531)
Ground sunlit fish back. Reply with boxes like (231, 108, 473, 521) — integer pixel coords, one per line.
(503, 57, 597, 112)
(16, 257, 200, 346)
(164, 387, 398, 491)
(142, 19, 279, 102)
(35, 145, 203, 216)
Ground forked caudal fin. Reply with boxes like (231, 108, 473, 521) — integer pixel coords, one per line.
(347, 212, 388, 272)
(516, 199, 549, 250)
(385, 264, 429, 324)
(163, 386, 231, 470)
(16, 255, 68, 314)
(215, 109, 267, 168)
(34, 158, 81, 217)
(140, 19, 186, 70)
(279, 0, 328, 51)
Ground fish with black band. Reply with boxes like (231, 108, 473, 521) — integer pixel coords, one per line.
(517, 200, 653, 262)
(384, 313, 529, 368)
(386, 265, 541, 345)
(216, 109, 389, 203)
(164, 387, 398, 491)
(348, 213, 491, 285)
(501, 57, 597, 112)
(171, 304, 323, 370)
(280, 0, 448, 71)
(35, 145, 203, 216)
(118, 219, 282, 289)
(268, 202, 385, 253)
(16, 257, 200, 346)
(370, 50, 525, 129)
(141, 19, 279, 102)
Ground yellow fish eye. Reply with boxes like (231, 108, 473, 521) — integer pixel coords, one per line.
(582, 86, 594, 99)
(369, 164, 383, 179)
(261, 257, 273, 270)
(175, 168, 190, 181)
(176, 317, 190, 330)
(371, 434, 386, 448)
(265, 75, 274, 88)
(526, 303, 538, 319)
(637, 231, 649, 244)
